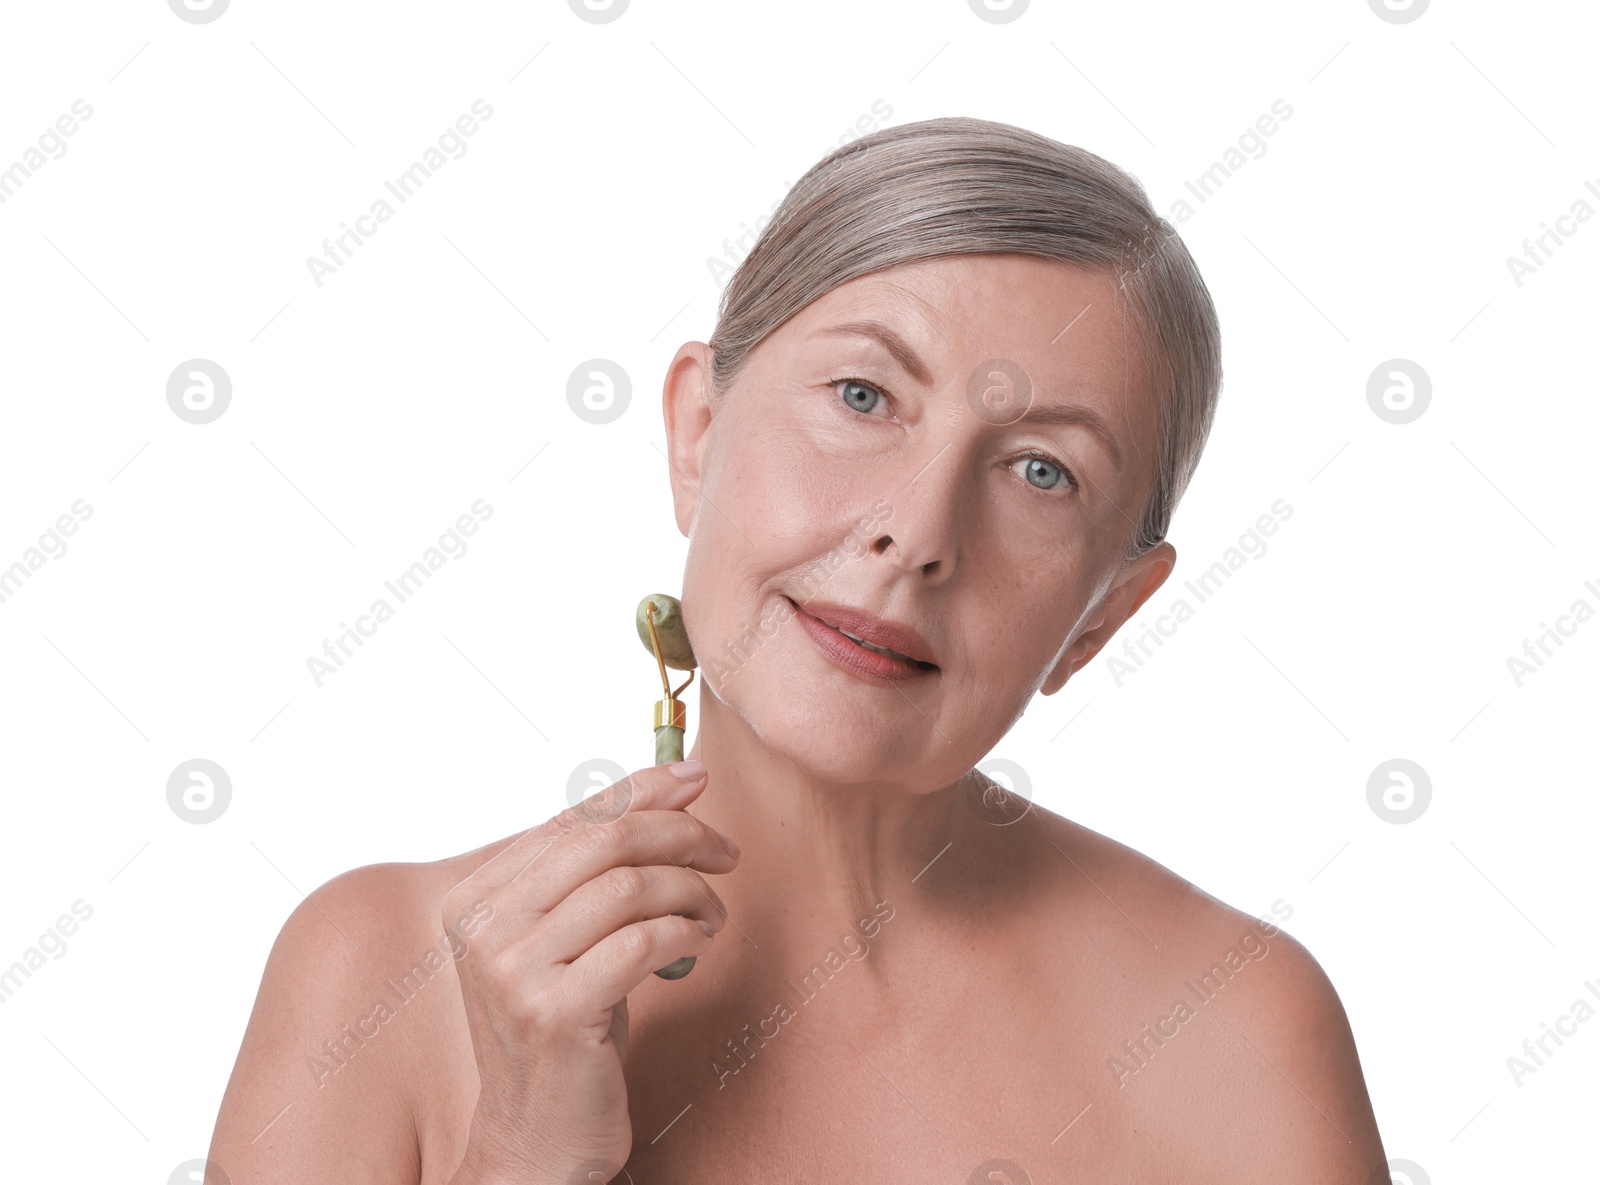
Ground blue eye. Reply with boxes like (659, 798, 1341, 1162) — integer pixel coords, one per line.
(833, 375, 1071, 493)
(838, 379, 883, 414)
(1019, 455, 1067, 490)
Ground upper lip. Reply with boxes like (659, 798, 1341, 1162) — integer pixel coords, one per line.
(788, 597, 939, 667)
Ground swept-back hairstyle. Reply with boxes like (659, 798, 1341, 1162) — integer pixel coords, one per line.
(707, 115, 1222, 560)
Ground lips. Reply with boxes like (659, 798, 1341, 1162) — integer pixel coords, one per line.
(786, 596, 938, 682)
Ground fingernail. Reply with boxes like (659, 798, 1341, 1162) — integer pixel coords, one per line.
(718, 831, 741, 858)
(669, 759, 707, 780)
(697, 919, 717, 937)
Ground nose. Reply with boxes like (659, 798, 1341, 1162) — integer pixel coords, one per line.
(867, 441, 963, 580)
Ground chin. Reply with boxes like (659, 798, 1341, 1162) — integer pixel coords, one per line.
(713, 655, 928, 786)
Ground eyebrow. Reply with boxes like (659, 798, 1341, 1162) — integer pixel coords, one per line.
(1016, 401, 1125, 468)
(815, 319, 936, 387)
(814, 318, 1126, 468)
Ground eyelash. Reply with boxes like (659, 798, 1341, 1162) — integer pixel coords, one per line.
(829, 376, 1080, 494)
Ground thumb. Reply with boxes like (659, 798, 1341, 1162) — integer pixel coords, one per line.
(609, 996, 630, 1065)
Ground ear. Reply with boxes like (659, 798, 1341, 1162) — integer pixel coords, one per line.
(662, 341, 717, 538)
(1040, 541, 1176, 696)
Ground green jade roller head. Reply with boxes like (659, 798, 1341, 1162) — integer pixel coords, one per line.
(635, 594, 699, 981)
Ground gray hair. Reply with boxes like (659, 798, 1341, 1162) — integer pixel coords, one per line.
(707, 115, 1221, 561)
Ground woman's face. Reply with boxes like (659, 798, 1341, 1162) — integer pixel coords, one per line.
(665, 252, 1176, 790)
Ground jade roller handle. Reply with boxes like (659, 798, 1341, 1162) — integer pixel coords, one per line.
(651, 716, 695, 979)
(637, 594, 698, 981)
(655, 723, 684, 767)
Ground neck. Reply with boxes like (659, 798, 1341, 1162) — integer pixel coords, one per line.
(682, 683, 999, 976)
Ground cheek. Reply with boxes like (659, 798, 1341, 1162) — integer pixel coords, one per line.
(962, 612, 1045, 701)
(705, 411, 880, 576)
(722, 421, 844, 533)
(961, 567, 1091, 681)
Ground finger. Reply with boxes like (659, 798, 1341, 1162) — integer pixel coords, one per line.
(538, 863, 728, 965)
(567, 915, 719, 1011)
(443, 761, 710, 917)
(473, 808, 738, 937)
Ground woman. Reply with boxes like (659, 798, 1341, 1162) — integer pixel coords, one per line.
(208, 117, 1387, 1183)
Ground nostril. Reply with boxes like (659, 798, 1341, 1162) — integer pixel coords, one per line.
(874, 535, 893, 555)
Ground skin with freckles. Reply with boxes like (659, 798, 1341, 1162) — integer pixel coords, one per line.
(207, 254, 1388, 1185)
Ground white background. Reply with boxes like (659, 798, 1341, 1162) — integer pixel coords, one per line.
(0, 0, 1595, 1181)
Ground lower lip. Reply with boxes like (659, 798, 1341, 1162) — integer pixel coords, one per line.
(787, 597, 936, 685)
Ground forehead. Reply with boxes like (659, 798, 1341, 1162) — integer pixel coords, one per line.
(792, 253, 1149, 384)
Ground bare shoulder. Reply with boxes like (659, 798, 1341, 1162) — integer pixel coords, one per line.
(207, 834, 518, 1185)
(1021, 806, 1389, 1183)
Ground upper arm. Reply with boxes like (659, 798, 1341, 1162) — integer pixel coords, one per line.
(206, 863, 429, 1184)
(1214, 926, 1389, 1184)
(1037, 817, 1388, 1180)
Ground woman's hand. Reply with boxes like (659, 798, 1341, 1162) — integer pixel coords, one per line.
(443, 759, 738, 1185)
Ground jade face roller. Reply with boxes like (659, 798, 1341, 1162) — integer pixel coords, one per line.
(635, 594, 699, 980)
